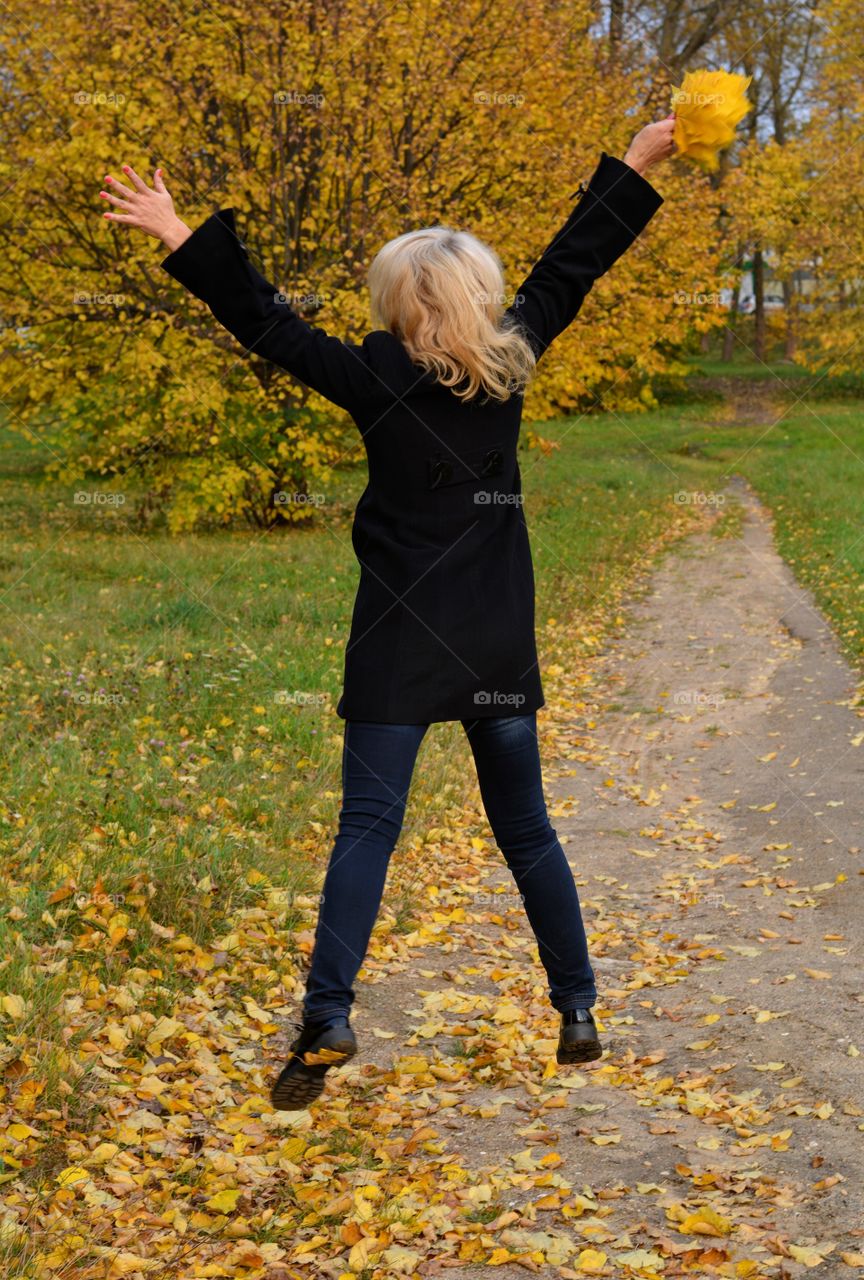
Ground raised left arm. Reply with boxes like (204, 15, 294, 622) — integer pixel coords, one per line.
(100, 165, 382, 413)
(159, 208, 384, 413)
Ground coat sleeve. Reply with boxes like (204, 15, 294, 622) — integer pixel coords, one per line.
(160, 208, 382, 413)
(506, 151, 664, 360)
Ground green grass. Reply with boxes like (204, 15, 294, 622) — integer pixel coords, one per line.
(678, 333, 864, 399)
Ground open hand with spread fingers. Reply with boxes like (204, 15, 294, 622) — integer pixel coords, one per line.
(99, 164, 192, 252)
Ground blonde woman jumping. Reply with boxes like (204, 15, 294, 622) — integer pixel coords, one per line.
(101, 115, 675, 1110)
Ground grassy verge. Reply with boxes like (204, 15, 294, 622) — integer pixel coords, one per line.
(679, 337, 864, 400)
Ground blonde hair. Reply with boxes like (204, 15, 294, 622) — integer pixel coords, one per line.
(367, 226, 537, 403)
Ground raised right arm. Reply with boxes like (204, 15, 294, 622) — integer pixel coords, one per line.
(505, 119, 675, 360)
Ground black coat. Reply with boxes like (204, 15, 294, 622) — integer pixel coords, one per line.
(160, 152, 663, 723)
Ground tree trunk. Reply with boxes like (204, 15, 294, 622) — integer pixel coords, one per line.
(722, 268, 742, 363)
(753, 246, 766, 361)
(783, 278, 797, 360)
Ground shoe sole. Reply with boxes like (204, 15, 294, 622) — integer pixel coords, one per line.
(557, 1040, 603, 1065)
(270, 1035, 357, 1111)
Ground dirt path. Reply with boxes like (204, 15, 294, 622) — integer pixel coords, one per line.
(284, 480, 864, 1279)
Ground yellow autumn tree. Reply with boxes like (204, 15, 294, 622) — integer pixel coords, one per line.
(794, 0, 864, 372)
(727, 138, 818, 361)
(0, 0, 724, 530)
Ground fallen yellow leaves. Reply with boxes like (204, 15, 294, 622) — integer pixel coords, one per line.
(3, 520, 863, 1280)
(673, 1204, 735, 1237)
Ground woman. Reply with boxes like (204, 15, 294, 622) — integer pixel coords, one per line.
(100, 115, 675, 1110)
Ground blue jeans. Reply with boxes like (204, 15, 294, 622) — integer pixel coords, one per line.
(302, 713, 597, 1023)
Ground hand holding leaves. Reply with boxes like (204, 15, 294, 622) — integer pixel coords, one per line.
(622, 117, 678, 177)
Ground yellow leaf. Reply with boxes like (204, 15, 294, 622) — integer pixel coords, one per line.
(576, 1248, 608, 1272)
(293, 1235, 328, 1255)
(89, 1143, 120, 1164)
(381, 1245, 423, 1273)
(7, 1123, 38, 1141)
(106, 1023, 128, 1052)
(348, 1237, 379, 1270)
(789, 1244, 829, 1267)
(679, 1205, 733, 1236)
(617, 1250, 665, 1270)
(1, 994, 25, 1019)
(205, 1189, 242, 1213)
(146, 1016, 184, 1045)
(108, 1254, 161, 1276)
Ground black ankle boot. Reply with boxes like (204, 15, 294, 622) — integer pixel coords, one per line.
(270, 1015, 358, 1111)
(557, 1007, 602, 1064)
